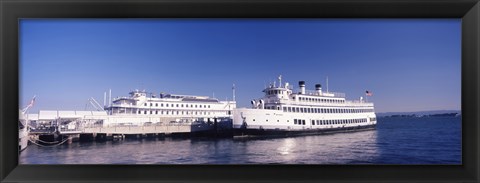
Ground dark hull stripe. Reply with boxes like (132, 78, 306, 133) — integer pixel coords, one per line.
(233, 124, 376, 139)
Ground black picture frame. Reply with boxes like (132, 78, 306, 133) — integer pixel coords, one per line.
(1, 0, 479, 182)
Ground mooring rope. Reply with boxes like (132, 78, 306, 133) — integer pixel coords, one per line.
(33, 138, 62, 144)
(28, 137, 70, 147)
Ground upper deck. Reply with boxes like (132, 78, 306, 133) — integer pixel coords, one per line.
(252, 77, 374, 109)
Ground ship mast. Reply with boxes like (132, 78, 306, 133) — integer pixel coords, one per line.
(278, 75, 282, 88)
(232, 83, 236, 101)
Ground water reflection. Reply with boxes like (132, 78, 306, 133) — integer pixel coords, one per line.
(20, 117, 461, 164)
(20, 130, 379, 164)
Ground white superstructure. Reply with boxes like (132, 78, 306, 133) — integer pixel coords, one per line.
(233, 76, 376, 136)
(100, 90, 236, 126)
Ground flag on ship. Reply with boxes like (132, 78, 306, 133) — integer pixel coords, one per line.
(366, 90, 373, 96)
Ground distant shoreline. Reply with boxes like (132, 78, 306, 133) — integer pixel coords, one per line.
(378, 112, 460, 118)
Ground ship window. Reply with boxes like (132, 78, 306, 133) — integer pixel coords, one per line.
(144, 103, 147, 106)
(150, 111, 152, 114)
(312, 120, 315, 125)
(195, 105, 197, 108)
(208, 105, 210, 108)
(166, 104, 169, 107)
(144, 111, 147, 114)
(302, 120, 306, 125)
(155, 103, 158, 107)
(294, 119, 297, 124)
(150, 103, 153, 107)
(283, 107, 287, 112)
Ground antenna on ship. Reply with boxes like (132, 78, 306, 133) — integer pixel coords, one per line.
(103, 92, 107, 108)
(232, 83, 236, 101)
(326, 76, 329, 93)
(278, 75, 282, 88)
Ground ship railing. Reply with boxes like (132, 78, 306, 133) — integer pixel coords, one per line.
(111, 103, 134, 107)
(293, 89, 346, 98)
(79, 117, 228, 128)
(278, 100, 374, 107)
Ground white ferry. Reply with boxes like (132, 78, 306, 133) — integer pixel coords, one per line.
(233, 76, 376, 137)
(103, 90, 236, 126)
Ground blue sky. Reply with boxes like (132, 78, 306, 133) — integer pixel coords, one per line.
(20, 19, 461, 113)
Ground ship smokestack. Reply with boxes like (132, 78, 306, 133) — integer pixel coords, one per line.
(315, 84, 322, 95)
(299, 81, 305, 94)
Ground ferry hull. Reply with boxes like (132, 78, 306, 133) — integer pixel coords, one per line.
(233, 124, 376, 138)
(233, 108, 377, 138)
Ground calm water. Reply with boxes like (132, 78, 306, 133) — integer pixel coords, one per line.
(19, 116, 461, 164)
